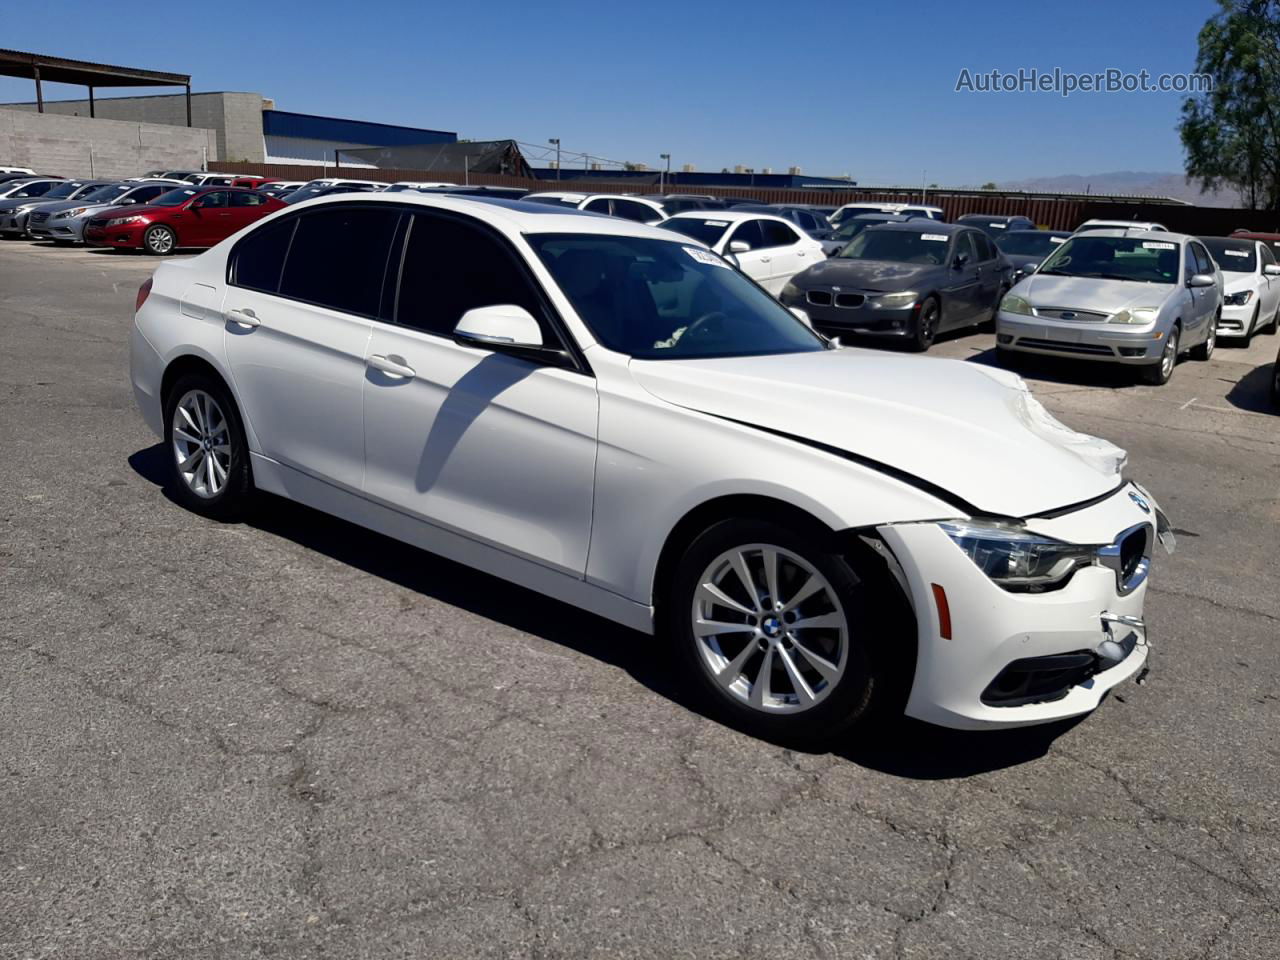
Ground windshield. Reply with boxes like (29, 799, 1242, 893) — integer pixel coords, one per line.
(660, 217, 731, 246)
(1200, 237, 1257, 273)
(152, 188, 198, 206)
(831, 205, 891, 225)
(841, 228, 951, 265)
(1038, 235, 1179, 284)
(529, 234, 825, 360)
(282, 187, 329, 204)
(995, 232, 1068, 257)
(43, 182, 87, 200)
(80, 184, 130, 203)
(831, 216, 895, 244)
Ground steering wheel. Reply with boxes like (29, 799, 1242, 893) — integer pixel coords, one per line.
(681, 310, 728, 342)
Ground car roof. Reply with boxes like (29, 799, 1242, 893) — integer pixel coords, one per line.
(1072, 227, 1189, 242)
(866, 220, 966, 234)
(1231, 230, 1280, 240)
(282, 191, 682, 240)
(665, 209, 793, 224)
(850, 212, 912, 222)
(1000, 228, 1068, 237)
(958, 213, 1028, 222)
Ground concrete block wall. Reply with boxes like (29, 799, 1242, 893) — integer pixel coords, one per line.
(2, 91, 267, 163)
(0, 109, 219, 178)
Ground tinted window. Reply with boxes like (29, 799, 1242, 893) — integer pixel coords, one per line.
(232, 216, 297, 294)
(1191, 242, 1214, 276)
(974, 232, 997, 261)
(14, 181, 59, 198)
(583, 197, 612, 214)
(529, 234, 824, 360)
(958, 232, 981, 263)
(1260, 244, 1276, 266)
(995, 232, 1066, 257)
(729, 220, 766, 251)
(279, 206, 399, 316)
(794, 211, 821, 232)
(612, 199, 659, 222)
(844, 228, 952, 266)
(231, 191, 269, 207)
(1200, 237, 1257, 273)
(153, 188, 199, 206)
(661, 217, 731, 246)
(760, 219, 799, 248)
(195, 191, 230, 208)
(395, 212, 546, 338)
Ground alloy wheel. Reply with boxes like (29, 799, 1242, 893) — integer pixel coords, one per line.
(916, 300, 939, 349)
(691, 544, 848, 714)
(171, 389, 231, 498)
(1161, 328, 1178, 380)
(147, 227, 174, 254)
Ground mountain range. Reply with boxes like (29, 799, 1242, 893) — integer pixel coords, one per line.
(998, 171, 1240, 206)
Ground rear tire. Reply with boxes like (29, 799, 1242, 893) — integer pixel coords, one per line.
(162, 373, 253, 521)
(144, 224, 177, 256)
(1272, 356, 1280, 408)
(666, 517, 911, 744)
(1191, 316, 1217, 361)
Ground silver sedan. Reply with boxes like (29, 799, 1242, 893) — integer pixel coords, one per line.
(996, 230, 1223, 385)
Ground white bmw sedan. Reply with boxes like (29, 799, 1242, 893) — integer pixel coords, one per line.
(660, 210, 828, 295)
(130, 193, 1173, 739)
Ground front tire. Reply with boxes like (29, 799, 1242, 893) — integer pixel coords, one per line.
(667, 518, 908, 743)
(1141, 325, 1179, 385)
(909, 297, 940, 352)
(162, 373, 252, 520)
(144, 224, 177, 256)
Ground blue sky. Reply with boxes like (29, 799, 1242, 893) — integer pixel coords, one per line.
(0, 0, 1218, 185)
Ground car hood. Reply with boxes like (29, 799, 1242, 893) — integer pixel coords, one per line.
(93, 203, 168, 220)
(1222, 273, 1259, 294)
(793, 258, 938, 290)
(629, 349, 1125, 518)
(1019, 274, 1175, 312)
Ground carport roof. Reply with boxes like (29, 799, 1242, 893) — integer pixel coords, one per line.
(0, 49, 189, 87)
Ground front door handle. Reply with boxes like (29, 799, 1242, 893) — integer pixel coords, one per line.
(368, 354, 416, 379)
(226, 307, 260, 328)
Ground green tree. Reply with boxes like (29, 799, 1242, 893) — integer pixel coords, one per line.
(980, 182, 997, 190)
(1180, 0, 1280, 208)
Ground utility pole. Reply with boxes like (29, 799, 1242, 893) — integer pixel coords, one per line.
(549, 138, 561, 180)
(660, 153, 670, 193)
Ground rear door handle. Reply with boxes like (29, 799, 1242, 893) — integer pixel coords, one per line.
(368, 354, 416, 379)
(226, 307, 260, 328)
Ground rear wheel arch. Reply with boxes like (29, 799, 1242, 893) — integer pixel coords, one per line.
(161, 355, 229, 409)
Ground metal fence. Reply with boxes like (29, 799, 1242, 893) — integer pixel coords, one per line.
(214, 161, 1274, 234)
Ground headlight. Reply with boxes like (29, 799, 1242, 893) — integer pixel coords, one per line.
(1000, 293, 1033, 316)
(781, 282, 802, 301)
(938, 520, 1097, 592)
(874, 290, 918, 307)
(106, 216, 144, 227)
(1224, 290, 1254, 306)
(55, 207, 87, 219)
(1109, 306, 1160, 324)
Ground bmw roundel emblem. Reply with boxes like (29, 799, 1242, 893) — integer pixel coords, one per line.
(1128, 491, 1151, 514)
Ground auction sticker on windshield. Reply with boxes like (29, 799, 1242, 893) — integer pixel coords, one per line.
(922, 234, 948, 242)
(1142, 242, 1176, 250)
(703, 220, 728, 227)
(684, 246, 730, 268)
(1222, 249, 1248, 257)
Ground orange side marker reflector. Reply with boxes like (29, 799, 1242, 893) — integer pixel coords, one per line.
(931, 583, 952, 640)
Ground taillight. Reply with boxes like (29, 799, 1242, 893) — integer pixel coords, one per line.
(135, 276, 153, 313)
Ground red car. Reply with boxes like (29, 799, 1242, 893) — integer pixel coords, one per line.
(230, 176, 280, 189)
(83, 185, 286, 255)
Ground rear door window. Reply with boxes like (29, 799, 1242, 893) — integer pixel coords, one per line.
(760, 219, 801, 249)
(728, 219, 766, 250)
(611, 199, 659, 222)
(230, 216, 297, 294)
(278, 206, 400, 316)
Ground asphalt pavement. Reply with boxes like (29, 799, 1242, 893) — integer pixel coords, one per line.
(2, 239, 1278, 959)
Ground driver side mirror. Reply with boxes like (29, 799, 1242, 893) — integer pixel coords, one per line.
(1264, 264, 1280, 277)
(1187, 273, 1215, 288)
(118, 197, 137, 205)
(953, 252, 970, 269)
(728, 240, 750, 254)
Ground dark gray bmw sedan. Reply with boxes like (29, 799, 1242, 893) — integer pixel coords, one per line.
(779, 222, 1012, 351)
